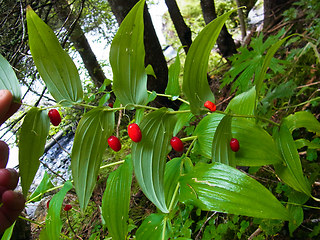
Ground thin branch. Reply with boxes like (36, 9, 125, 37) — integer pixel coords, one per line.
(248, 227, 262, 240)
(195, 212, 217, 240)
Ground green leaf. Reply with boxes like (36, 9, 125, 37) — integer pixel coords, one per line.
(255, 34, 297, 96)
(110, 0, 148, 107)
(232, 118, 282, 166)
(98, 92, 110, 107)
(136, 213, 171, 240)
(71, 108, 114, 211)
(179, 162, 290, 220)
(1, 221, 16, 240)
(212, 115, 235, 167)
(283, 111, 320, 135)
(166, 48, 181, 98)
(226, 86, 256, 116)
(102, 156, 133, 240)
(19, 108, 50, 196)
(193, 113, 225, 159)
(146, 64, 156, 78)
(132, 108, 177, 213)
(173, 103, 193, 136)
(45, 181, 72, 240)
(26, 6, 83, 106)
(29, 171, 54, 202)
(274, 124, 311, 196)
(164, 157, 182, 209)
(194, 114, 282, 166)
(182, 10, 235, 115)
(295, 138, 320, 150)
(0, 53, 21, 101)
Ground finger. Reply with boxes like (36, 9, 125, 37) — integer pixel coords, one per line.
(0, 90, 13, 125)
(4, 100, 21, 121)
(0, 190, 25, 233)
(0, 169, 19, 190)
(0, 141, 9, 169)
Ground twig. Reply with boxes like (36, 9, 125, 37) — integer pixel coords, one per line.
(66, 211, 83, 240)
(195, 212, 217, 240)
(248, 227, 262, 240)
(39, 159, 67, 182)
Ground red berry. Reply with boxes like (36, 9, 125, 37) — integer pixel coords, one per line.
(63, 204, 72, 211)
(170, 137, 184, 152)
(108, 136, 121, 152)
(48, 109, 61, 126)
(128, 123, 142, 142)
(230, 138, 240, 152)
(204, 101, 216, 112)
(108, 102, 113, 108)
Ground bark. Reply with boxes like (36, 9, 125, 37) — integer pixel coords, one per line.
(52, 0, 108, 88)
(165, 0, 192, 54)
(263, 0, 295, 31)
(235, 0, 247, 41)
(200, 0, 237, 58)
(108, 0, 176, 108)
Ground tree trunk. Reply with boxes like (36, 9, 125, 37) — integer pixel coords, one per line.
(52, 0, 108, 88)
(165, 0, 192, 54)
(200, 0, 237, 58)
(263, 0, 295, 31)
(108, 0, 176, 108)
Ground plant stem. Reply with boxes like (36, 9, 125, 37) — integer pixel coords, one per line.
(26, 160, 125, 204)
(186, 137, 197, 157)
(276, 96, 320, 110)
(181, 136, 197, 142)
(285, 201, 320, 210)
(215, 110, 280, 126)
(66, 211, 83, 240)
(100, 160, 125, 170)
(147, 91, 190, 105)
(132, 104, 158, 111)
(19, 215, 44, 227)
(168, 182, 180, 212)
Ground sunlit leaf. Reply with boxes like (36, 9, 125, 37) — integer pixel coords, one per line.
(212, 115, 235, 167)
(179, 162, 290, 220)
(0, 53, 21, 101)
(283, 111, 320, 135)
(183, 10, 235, 115)
(1, 221, 16, 240)
(19, 108, 50, 196)
(132, 108, 177, 213)
(102, 156, 133, 240)
(29, 171, 54, 202)
(274, 124, 311, 196)
(45, 181, 73, 240)
(26, 6, 83, 106)
(146, 64, 156, 78)
(110, 0, 148, 107)
(71, 108, 114, 211)
(136, 213, 171, 240)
